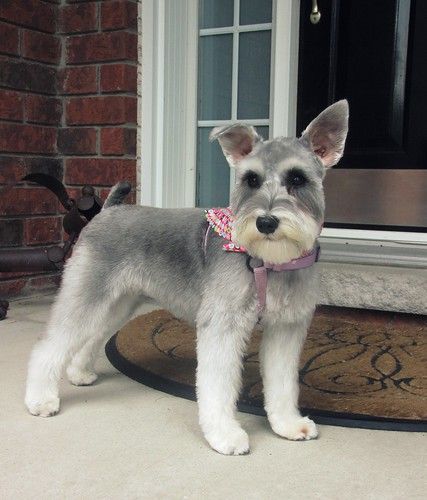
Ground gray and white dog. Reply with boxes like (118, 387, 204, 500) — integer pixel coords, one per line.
(25, 100, 349, 455)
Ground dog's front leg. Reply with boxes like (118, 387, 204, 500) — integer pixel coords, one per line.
(196, 312, 253, 455)
(260, 320, 318, 441)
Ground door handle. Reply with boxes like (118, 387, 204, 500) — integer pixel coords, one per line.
(310, 0, 321, 24)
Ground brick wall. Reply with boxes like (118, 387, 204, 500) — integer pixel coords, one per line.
(0, 0, 139, 298)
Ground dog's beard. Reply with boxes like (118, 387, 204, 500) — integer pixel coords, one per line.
(232, 209, 319, 264)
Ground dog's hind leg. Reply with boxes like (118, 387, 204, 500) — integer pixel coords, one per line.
(66, 294, 140, 386)
(25, 248, 136, 417)
(66, 336, 103, 386)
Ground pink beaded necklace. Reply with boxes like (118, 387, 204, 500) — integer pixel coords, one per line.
(205, 207, 246, 253)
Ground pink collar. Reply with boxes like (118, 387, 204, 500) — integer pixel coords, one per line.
(205, 208, 321, 315)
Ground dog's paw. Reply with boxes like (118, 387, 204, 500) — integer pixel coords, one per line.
(270, 416, 318, 441)
(26, 397, 60, 417)
(67, 367, 98, 386)
(205, 426, 250, 456)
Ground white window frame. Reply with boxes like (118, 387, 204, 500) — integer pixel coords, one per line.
(139, 0, 426, 266)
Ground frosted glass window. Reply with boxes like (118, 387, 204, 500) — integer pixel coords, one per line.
(240, 0, 272, 25)
(199, 0, 234, 29)
(196, 128, 230, 208)
(237, 31, 271, 119)
(198, 35, 233, 120)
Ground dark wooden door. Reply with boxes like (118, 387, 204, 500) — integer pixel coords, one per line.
(297, 0, 427, 231)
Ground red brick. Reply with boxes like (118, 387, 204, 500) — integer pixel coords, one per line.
(0, 22, 19, 56)
(58, 127, 97, 155)
(25, 95, 62, 125)
(22, 30, 61, 64)
(0, 157, 26, 184)
(66, 32, 137, 64)
(0, 0, 56, 33)
(100, 127, 136, 155)
(0, 219, 23, 247)
(0, 278, 26, 296)
(24, 216, 62, 245)
(0, 156, 62, 184)
(98, 188, 110, 201)
(66, 96, 137, 125)
(100, 64, 137, 93)
(0, 187, 58, 215)
(0, 59, 57, 94)
(59, 66, 97, 95)
(26, 158, 63, 179)
(63, 186, 81, 199)
(0, 90, 24, 121)
(60, 3, 97, 34)
(0, 274, 61, 296)
(0, 124, 57, 154)
(101, 1, 137, 31)
(65, 158, 136, 186)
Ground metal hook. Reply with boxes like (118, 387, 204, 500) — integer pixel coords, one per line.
(310, 0, 321, 24)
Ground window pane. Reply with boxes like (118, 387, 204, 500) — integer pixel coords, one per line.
(240, 0, 272, 25)
(237, 31, 271, 119)
(256, 126, 269, 141)
(198, 35, 233, 120)
(199, 0, 234, 29)
(196, 128, 230, 208)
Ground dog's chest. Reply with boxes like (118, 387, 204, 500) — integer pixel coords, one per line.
(261, 267, 318, 323)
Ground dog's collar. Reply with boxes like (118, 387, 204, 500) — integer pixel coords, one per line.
(246, 248, 320, 315)
(204, 207, 321, 315)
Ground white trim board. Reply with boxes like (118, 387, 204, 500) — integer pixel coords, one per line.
(140, 0, 197, 208)
(319, 228, 426, 268)
(270, 0, 300, 137)
(321, 227, 427, 245)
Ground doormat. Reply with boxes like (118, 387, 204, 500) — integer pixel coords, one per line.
(105, 307, 427, 432)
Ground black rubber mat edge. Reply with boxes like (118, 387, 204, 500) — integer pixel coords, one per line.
(105, 333, 427, 433)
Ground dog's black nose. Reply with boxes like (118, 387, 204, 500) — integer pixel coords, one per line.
(256, 216, 279, 234)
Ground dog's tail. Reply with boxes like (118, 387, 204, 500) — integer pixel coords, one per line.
(103, 181, 132, 210)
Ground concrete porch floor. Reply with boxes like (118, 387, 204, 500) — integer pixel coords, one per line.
(0, 294, 425, 500)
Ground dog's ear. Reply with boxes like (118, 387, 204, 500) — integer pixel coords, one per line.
(300, 100, 349, 168)
(210, 124, 261, 167)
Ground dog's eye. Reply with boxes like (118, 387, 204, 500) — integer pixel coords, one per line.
(286, 171, 307, 188)
(244, 172, 261, 189)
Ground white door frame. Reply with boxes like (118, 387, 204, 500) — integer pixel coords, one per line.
(140, 0, 198, 208)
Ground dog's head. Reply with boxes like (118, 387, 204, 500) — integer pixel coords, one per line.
(210, 100, 349, 264)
